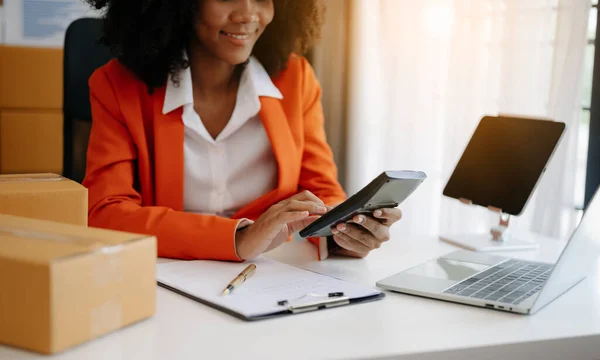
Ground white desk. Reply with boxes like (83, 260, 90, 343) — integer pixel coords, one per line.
(1, 231, 599, 360)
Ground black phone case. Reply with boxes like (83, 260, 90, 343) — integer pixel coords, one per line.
(299, 170, 427, 238)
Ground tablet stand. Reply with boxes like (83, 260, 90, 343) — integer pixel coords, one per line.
(439, 199, 539, 252)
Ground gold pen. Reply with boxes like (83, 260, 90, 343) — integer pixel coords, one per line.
(222, 264, 257, 295)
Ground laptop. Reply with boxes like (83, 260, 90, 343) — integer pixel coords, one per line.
(376, 187, 600, 314)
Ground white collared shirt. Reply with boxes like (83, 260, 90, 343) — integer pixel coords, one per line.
(162, 56, 283, 218)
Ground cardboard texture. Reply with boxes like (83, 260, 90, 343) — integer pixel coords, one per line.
(0, 173, 87, 226)
(0, 110, 63, 174)
(0, 45, 64, 175)
(0, 213, 157, 354)
(0, 46, 63, 109)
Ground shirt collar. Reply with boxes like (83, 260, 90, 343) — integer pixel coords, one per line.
(246, 56, 283, 100)
(162, 55, 283, 115)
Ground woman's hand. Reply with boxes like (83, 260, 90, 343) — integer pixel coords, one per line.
(330, 208, 403, 258)
(235, 191, 327, 260)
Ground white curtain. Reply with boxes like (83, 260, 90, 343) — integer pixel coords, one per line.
(345, 0, 590, 240)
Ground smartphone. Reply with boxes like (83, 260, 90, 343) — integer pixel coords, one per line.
(298, 170, 427, 238)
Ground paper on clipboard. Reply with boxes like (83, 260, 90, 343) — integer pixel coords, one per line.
(156, 257, 384, 320)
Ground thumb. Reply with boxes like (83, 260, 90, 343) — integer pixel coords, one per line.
(286, 215, 321, 234)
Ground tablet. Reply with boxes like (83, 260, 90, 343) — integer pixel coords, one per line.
(442, 115, 565, 215)
(299, 170, 427, 238)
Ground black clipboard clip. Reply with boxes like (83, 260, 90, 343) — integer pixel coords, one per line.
(288, 296, 350, 314)
(277, 292, 349, 314)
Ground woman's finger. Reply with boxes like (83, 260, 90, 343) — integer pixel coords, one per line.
(262, 217, 319, 253)
(290, 190, 325, 205)
(352, 214, 390, 241)
(332, 223, 380, 250)
(278, 200, 327, 215)
(332, 233, 372, 254)
(254, 210, 310, 244)
(286, 215, 321, 233)
(275, 190, 323, 209)
(273, 210, 311, 224)
(272, 199, 327, 215)
(333, 248, 369, 258)
(325, 201, 343, 211)
(373, 208, 402, 224)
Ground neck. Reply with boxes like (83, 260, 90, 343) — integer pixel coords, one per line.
(187, 42, 240, 97)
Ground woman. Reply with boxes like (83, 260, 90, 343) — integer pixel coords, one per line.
(83, 0, 402, 261)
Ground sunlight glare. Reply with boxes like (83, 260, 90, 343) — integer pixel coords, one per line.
(424, 4, 454, 36)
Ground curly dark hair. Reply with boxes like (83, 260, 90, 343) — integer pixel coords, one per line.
(86, 0, 325, 91)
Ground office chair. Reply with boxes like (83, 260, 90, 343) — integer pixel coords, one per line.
(63, 17, 113, 183)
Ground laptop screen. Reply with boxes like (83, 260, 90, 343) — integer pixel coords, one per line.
(443, 115, 565, 215)
(530, 186, 600, 313)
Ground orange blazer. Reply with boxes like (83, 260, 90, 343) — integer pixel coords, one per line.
(83, 55, 346, 261)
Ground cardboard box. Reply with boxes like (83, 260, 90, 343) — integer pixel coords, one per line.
(0, 110, 63, 174)
(0, 213, 157, 354)
(0, 46, 63, 109)
(0, 173, 87, 225)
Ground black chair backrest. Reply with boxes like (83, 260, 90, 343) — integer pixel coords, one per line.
(63, 17, 113, 183)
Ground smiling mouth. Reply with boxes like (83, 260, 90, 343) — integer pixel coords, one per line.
(220, 30, 256, 40)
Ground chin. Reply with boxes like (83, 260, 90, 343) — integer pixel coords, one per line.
(215, 49, 253, 66)
(223, 56, 251, 66)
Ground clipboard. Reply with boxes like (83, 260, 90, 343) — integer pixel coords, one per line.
(156, 257, 385, 321)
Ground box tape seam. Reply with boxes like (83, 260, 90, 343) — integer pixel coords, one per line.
(0, 176, 65, 183)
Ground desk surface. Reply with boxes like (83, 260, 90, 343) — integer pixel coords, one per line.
(1, 231, 599, 360)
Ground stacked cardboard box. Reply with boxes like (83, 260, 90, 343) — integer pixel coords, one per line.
(0, 213, 156, 354)
(0, 173, 158, 354)
(0, 45, 64, 174)
(0, 173, 87, 225)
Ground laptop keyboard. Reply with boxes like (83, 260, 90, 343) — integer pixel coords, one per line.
(443, 259, 553, 305)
